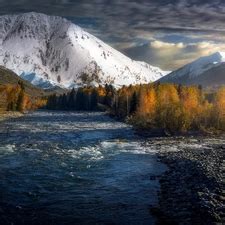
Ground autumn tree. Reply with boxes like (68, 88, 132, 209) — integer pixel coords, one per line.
(179, 86, 202, 130)
(155, 84, 181, 132)
(138, 85, 156, 116)
(214, 87, 225, 129)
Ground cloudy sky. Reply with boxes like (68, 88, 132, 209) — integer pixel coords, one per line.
(0, 0, 225, 71)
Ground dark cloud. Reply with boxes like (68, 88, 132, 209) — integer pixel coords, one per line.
(0, 0, 225, 70)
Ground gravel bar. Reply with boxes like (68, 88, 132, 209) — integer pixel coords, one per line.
(145, 137, 225, 225)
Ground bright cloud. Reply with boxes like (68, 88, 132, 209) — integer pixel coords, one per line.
(151, 40, 185, 49)
(148, 40, 225, 70)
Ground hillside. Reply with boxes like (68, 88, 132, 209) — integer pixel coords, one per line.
(0, 66, 45, 97)
(0, 66, 66, 111)
(0, 66, 45, 111)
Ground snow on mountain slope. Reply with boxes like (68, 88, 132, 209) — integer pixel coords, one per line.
(159, 52, 225, 85)
(0, 12, 168, 88)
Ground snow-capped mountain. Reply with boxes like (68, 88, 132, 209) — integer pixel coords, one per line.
(0, 12, 168, 89)
(159, 52, 225, 87)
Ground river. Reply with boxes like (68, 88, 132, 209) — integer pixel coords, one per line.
(0, 111, 166, 225)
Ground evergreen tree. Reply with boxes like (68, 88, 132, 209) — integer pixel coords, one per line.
(16, 88, 25, 112)
(62, 93, 68, 110)
(47, 94, 57, 110)
(18, 80, 25, 91)
(130, 91, 138, 114)
(104, 84, 114, 107)
(76, 88, 85, 110)
(90, 89, 98, 110)
(57, 95, 64, 110)
(68, 88, 76, 110)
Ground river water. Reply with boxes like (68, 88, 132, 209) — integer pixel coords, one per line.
(0, 111, 166, 225)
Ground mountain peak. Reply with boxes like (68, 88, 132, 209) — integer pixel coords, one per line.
(208, 51, 225, 62)
(192, 51, 225, 66)
(159, 51, 225, 88)
(211, 51, 225, 57)
(0, 12, 168, 89)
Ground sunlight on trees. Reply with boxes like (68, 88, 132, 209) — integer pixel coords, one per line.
(45, 83, 225, 133)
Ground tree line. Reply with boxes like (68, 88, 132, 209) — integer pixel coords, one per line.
(46, 83, 225, 133)
(46, 85, 113, 111)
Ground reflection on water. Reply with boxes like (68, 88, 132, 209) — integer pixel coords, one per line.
(0, 111, 165, 225)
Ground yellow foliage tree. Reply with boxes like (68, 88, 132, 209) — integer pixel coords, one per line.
(156, 84, 181, 132)
(137, 85, 156, 120)
(180, 86, 202, 130)
(215, 87, 225, 129)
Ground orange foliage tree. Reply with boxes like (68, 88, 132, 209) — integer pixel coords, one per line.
(214, 87, 225, 129)
(155, 84, 181, 132)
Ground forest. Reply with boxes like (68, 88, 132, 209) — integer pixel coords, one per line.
(0, 81, 46, 112)
(46, 83, 225, 133)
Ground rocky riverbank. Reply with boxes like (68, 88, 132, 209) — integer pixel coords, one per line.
(146, 137, 225, 225)
(0, 111, 23, 122)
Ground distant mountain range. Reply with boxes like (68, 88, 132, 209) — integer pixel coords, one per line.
(0, 12, 168, 89)
(159, 52, 225, 88)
